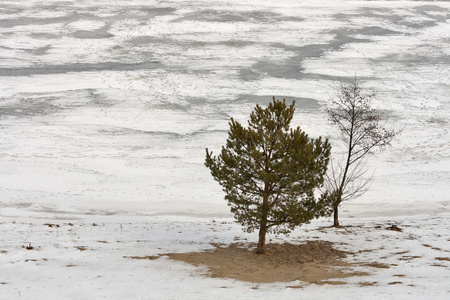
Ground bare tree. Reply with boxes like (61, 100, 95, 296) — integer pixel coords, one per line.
(325, 79, 399, 227)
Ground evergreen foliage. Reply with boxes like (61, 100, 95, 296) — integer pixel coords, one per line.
(205, 98, 331, 254)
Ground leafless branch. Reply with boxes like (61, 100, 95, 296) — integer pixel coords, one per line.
(324, 77, 400, 226)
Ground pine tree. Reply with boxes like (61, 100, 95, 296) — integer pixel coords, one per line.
(205, 98, 331, 254)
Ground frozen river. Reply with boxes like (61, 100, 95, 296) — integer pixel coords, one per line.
(1, 0, 449, 220)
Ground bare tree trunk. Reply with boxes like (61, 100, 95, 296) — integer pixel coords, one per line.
(256, 224, 266, 254)
(325, 80, 399, 227)
(333, 190, 343, 227)
(333, 206, 339, 227)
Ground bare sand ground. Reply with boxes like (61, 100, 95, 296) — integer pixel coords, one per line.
(161, 240, 377, 285)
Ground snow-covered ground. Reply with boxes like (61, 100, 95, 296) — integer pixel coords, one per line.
(1, 215, 449, 299)
(0, 0, 449, 298)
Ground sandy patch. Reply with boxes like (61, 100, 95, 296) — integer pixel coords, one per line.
(163, 241, 370, 284)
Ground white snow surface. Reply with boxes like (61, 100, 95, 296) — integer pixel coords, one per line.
(0, 0, 449, 298)
(1, 215, 449, 299)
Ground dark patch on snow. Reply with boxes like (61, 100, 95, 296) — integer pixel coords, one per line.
(236, 94, 320, 110)
(0, 6, 176, 28)
(240, 32, 370, 81)
(172, 9, 303, 24)
(73, 24, 114, 39)
(0, 61, 163, 76)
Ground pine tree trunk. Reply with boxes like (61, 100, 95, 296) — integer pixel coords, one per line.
(256, 225, 266, 254)
(257, 179, 270, 254)
(333, 205, 339, 227)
